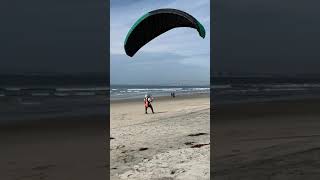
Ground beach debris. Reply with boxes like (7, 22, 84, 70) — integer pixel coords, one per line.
(191, 143, 209, 148)
(139, 147, 148, 151)
(116, 145, 125, 149)
(171, 168, 185, 175)
(133, 165, 140, 171)
(188, 133, 208, 137)
(184, 141, 195, 145)
(120, 153, 134, 161)
(143, 158, 150, 162)
(110, 137, 115, 140)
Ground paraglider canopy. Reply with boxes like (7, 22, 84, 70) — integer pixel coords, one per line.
(124, 8, 206, 57)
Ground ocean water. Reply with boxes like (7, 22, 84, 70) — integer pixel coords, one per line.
(110, 85, 210, 100)
(110, 78, 320, 103)
(2, 75, 320, 122)
(0, 75, 108, 97)
(0, 86, 108, 97)
(2, 76, 320, 103)
(0, 75, 108, 123)
(212, 77, 320, 104)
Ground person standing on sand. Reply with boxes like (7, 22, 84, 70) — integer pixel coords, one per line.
(144, 94, 154, 114)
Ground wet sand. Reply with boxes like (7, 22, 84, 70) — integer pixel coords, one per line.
(0, 96, 108, 180)
(213, 98, 320, 179)
(110, 94, 210, 180)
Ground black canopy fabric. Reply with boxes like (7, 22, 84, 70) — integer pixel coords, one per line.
(124, 8, 206, 57)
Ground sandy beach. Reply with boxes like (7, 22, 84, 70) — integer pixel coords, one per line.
(110, 94, 210, 180)
(0, 96, 108, 180)
(213, 98, 320, 179)
(0, 116, 108, 180)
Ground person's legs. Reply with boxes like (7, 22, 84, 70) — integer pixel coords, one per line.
(149, 105, 154, 113)
(145, 106, 148, 114)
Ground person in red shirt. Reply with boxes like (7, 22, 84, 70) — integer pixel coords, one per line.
(144, 94, 154, 114)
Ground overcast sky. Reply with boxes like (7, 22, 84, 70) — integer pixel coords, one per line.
(3, 0, 320, 79)
(0, 0, 107, 75)
(110, 0, 210, 85)
(213, 0, 320, 76)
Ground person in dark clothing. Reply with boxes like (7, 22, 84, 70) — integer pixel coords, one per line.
(144, 94, 154, 114)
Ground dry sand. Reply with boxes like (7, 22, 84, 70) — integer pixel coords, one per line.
(213, 99, 320, 180)
(110, 94, 210, 180)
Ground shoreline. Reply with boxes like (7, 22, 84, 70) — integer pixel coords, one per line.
(0, 95, 108, 125)
(110, 92, 210, 103)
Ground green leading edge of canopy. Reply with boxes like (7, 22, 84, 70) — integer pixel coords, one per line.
(124, 13, 150, 45)
(196, 20, 206, 39)
(124, 11, 206, 45)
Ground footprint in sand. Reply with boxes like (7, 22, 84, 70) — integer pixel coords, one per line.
(191, 143, 210, 148)
(116, 145, 125, 149)
(139, 147, 148, 151)
(184, 142, 195, 145)
(187, 133, 208, 137)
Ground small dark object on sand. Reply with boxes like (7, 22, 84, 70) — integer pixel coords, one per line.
(171, 168, 185, 175)
(188, 133, 207, 137)
(116, 145, 125, 149)
(139, 147, 148, 151)
(184, 142, 194, 145)
(110, 137, 115, 140)
(191, 143, 209, 148)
